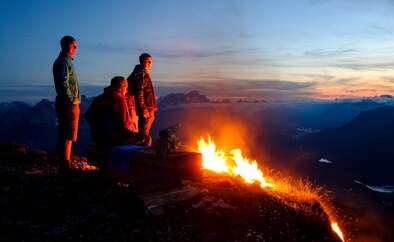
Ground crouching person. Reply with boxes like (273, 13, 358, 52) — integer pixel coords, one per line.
(86, 76, 148, 147)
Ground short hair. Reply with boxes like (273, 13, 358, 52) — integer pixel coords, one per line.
(60, 35, 76, 52)
(139, 53, 152, 64)
(110, 76, 126, 89)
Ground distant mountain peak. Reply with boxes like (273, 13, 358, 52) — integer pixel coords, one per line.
(158, 90, 210, 106)
(335, 95, 394, 105)
(380, 94, 393, 99)
(34, 99, 53, 108)
(28, 99, 56, 126)
(344, 105, 394, 130)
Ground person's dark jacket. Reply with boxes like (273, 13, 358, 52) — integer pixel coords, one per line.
(53, 52, 79, 105)
(85, 86, 116, 146)
(127, 64, 157, 115)
(85, 86, 137, 146)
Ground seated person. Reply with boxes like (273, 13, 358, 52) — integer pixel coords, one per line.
(86, 76, 148, 147)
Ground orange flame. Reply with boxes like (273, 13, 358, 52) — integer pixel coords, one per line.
(331, 222, 345, 241)
(197, 136, 229, 173)
(197, 136, 272, 188)
(197, 135, 346, 241)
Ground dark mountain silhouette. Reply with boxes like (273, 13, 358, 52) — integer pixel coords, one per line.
(158, 90, 210, 106)
(0, 101, 32, 127)
(243, 100, 386, 172)
(380, 94, 393, 99)
(0, 99, 57, 151)
(0, 95, 96, 153)
(27, 99, 57, 126)
(253, 100, 384, 132)
(306, 105, 394, 153)
(301, 106, 394, 183)
(343, 106, 394, 131)
(0, 93, 392, 182)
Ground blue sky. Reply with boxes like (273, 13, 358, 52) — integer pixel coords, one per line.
(1, 0, 394, 102)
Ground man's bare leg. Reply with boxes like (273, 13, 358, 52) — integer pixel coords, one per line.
(64, 139, 72, 168)
(139, 111, 155, 137)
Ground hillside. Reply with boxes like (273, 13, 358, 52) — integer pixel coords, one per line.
(301, 106, 394, 183)
(0, 145, 344, 242)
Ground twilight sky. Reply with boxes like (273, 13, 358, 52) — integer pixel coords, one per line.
(1, 0, 394, 102)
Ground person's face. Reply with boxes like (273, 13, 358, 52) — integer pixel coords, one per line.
(119, 79, 128, 96)
(67, 40, 77, 58)
(142, 57, 153, 71)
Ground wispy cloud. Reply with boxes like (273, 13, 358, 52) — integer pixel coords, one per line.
(369, 24, 394, 36)
(156, 79, 317, 100)
(156, 76, 394, 101)
(381, 76, 394, 83)
(155, 49, 240, 59)
(155, 47, 261, 59)
(332, 77, 360, 85)
(84, 43, 137, 55)
(311, 75, 394, 99)
(84, 42, 261, 60)
(304, 48, 356, 58)
(334, 62, 394, 71)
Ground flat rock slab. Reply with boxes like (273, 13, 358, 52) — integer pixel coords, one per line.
(139, 185, 200, 207)
(129, 150, 203, 181)
(105, 147, 203, 193)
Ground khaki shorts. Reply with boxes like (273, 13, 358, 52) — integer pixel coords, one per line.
(56, 103, 80, 141)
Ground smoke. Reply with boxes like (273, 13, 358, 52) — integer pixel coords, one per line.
(152, 103, 274, 168)
(154, 105, 250, 149)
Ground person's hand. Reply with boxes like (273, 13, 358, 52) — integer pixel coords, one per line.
(143, 110, 150, 119)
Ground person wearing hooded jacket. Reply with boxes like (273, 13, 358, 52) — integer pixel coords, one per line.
(127, 53, 158, 145)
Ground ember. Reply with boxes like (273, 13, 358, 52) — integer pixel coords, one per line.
(331, 222, 345, 241)
(197, 135, 346, 241)
(71, 158, 98, 171)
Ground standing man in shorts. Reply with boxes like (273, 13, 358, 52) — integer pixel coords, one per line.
(53, 35, 80, 171)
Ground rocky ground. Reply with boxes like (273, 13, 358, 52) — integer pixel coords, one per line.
(0, 145, 345, 242)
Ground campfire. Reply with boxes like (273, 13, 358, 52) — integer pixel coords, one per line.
(197, 136, 272, 188)
(196, 135, 345, 241)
